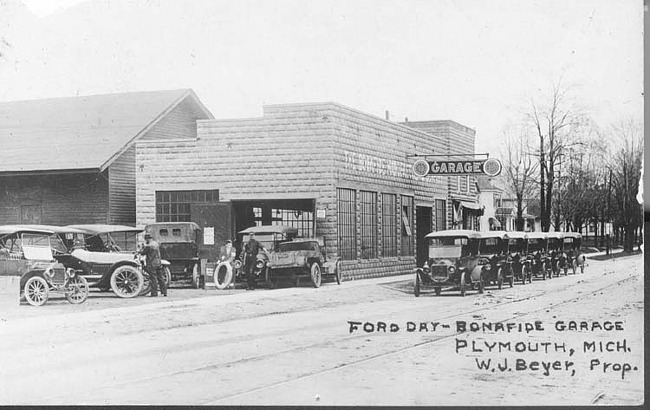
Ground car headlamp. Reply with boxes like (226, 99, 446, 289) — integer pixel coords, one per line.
(255, 260, 264, 270)
(45, 268, 54, 277)
(448, 265, 456, 274)
(483, 264, 491, 271)
(234, 260, 242, 269)
(66, 268, 76, 278)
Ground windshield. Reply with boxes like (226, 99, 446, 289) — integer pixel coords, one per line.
(279, 242, 319, 252)
(508, 238, 525, 252)
(86, 232, 139, 252)
(479, 238, 502, 254)
(428, 237, 476, 258)
(429, 245, 462, 259)
(527, 238, 544, 251)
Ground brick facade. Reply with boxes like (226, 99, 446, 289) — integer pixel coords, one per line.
(136, 102, 452, 280)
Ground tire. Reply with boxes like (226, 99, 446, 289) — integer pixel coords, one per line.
(335, 260, 342, 285)
(65, 276, 89, 304)
(508, 269, 514, 288)
(24, 276, 49, 306)
(520, 266, 527, 285)
(572, 259, 577, 275)
(110, 265, 144, 298)
(526, 265, 532, 283)
(459, 271, 466, 297)
(192, 263, 200, 289)
(563, 266, 568, 276)
(580, 262, 585, 274)
(163, 267, 171, 287)
(541, 262, 547, 280)
(434, 286, 441, 296)
(139, 271, 151, 296)
(310, 263, 322, 288)
(497, 267, 503, 290)
(214, 262, 233, 290)
(478, 275, 485, 294)
(414, 272, 420, 297)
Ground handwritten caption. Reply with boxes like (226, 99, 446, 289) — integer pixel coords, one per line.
(347, 320, 638, 380)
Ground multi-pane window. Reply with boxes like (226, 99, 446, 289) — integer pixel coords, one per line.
(381, 193, 397, 257)
(435, 199, 447, 231)
(401, 195, 414, 256)
(155, 190, 219, 222)
(359, 191, 377, 259)
(272, 208, 314, 238)
(337, 188, 356, 260)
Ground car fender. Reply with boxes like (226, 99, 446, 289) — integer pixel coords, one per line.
(322, 257, 340, 274)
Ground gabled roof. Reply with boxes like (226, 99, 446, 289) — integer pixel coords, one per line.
(0, 89, 213, 174)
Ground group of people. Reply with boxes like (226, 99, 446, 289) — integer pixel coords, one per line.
(138, 231, 269, 296)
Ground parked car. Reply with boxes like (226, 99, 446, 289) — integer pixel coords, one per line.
(526, 232, 550, 280)
(234, 225, 299, 287)
(413, 229, 484, 297)
(268, 238, 342, 288)
(63, 224, 170, 298)
(506, 231, 532, 284)
(563, 232, 586, 274)
(0, 226, 88, 306)
(144, 222, 202, 287)
(477, 231, 512, 289)
(546, 232, 565, 277)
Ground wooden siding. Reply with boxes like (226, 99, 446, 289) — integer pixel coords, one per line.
(0, 173, 109, 225)
(108, 146, 136, 225)
(140, 98, 206, 141)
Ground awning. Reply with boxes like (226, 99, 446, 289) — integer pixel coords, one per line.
(488, 217, 501, 228)
(459, 201, 482, 211)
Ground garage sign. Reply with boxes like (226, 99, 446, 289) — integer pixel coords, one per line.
(412, 158, 502, 177)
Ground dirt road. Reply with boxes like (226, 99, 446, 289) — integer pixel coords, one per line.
(0, 254, 643, 406)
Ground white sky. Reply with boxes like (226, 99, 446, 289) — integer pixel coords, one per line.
(2, 0, 644, 156)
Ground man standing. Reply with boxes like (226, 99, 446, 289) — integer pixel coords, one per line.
(219, 239, 236, 263)
(140, 232, 167, 297)
(242, 232, 268, 290)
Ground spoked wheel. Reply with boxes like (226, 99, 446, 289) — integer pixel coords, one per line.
(335, 260, 342, 285)
(541, 262, 548, 280)
(527, 265, 532, 283)
(110, 265, 144, 298)
(497, 268, 503, 290)
(434, 286, 441, 296)
(459, 272, 467, 297)
(571, 259, 577, 275)
(192, 263, 200, 289)
(24, 276, 49, 306)
(310, 263, 322, 288)
(65, 276, 89, 304)
(478, 275, 485, 294)
(139, 271, 151, 296)
(580, 262, 585, 273)
(414, 272, 420, 297)
(508, 267, 514, 287)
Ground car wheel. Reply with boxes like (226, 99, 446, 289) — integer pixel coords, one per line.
(580, 262, 585, 273)
(192, 263, 200, 289)
(310, 263, 322, 288)
(65, 276, 89, 304)
(110, 265, 144, 298)
(24, 276, 49, 306)
(497, 267, 503, 290)
(541, 262, 547, 280)
(414, 272, 420, 297)
(572, 259, 577, 275)
(478, 275, 485, 294)
(139, 271, 151, 296)
(335, 260, 342, 285)
(459, 271, 467, 296)
(214, 262, 233, 290)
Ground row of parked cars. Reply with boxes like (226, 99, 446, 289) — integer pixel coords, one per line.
(0, 222, 344, 306)
(413, 229, 586, 297)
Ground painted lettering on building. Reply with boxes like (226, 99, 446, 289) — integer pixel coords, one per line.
(344, 151, 412, 179)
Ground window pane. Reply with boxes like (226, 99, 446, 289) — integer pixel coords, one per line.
(337, 188, 356, 260)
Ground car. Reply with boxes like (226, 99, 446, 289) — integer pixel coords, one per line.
(413, 229, 484, 297)
(233, 225, 299, 287)
(0, 225, 88, 306)
(268, 238, 342, 288)
(506, 231, 532, 284)
(144, 222, 202, 287)
(477, 231, 513, 289)
(546, 232, 565, 277)
(563, 232, 586, 274)
(526, 232, 551, 280)
(63, 224, 170, 298)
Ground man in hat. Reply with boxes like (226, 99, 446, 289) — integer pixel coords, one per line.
(242, 232, 269, 290)
(139, 232, 167, 297)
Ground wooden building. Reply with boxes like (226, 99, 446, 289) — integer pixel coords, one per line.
(0, 89, 213, 225)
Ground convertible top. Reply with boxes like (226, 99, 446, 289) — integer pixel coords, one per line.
(525, 232, 548, 240)
(238, 225, 299, 235)
(425, 229, 481, 239)
(67, 224, 143, 235)
(563, 232, 582, 239)
(545, 232, 564, 239)
(20, 224, 87, 235)
(478, 231, 509, 240)
(0, 225, 54, 236)
(505, 231, 528, 239)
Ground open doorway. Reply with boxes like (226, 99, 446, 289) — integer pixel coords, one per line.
(416, 206, 432, 266)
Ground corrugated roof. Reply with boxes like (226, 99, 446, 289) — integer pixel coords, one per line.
(0, 89, 198, 173)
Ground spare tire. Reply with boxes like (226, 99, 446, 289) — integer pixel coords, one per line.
(214, 262, 233, 290)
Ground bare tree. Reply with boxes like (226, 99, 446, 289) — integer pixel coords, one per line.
(607, 119, 643, 252)
(528, 80, 585, 231)
(500, 124, 538, 231)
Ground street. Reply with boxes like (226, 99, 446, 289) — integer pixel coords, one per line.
(0, 253, 643, 406)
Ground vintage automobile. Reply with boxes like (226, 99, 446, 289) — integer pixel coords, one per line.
(413, 229, 484, 297)
(144, 222, 202, 287)
(564, 232, 586, 274)
(63, 224, 170, 298)
(233, 225, 299, 287)
(268, 238, 342, 288)
(506, 231, 532, 284)
(526, 232, 551, 280)
(477, 231, 513, 289)
(0, 226, 88, 306)
(546, 232, 565, 277)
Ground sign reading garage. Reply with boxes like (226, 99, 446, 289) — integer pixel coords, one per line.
(412, 158, 502, 177)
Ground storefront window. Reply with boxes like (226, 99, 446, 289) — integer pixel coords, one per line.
(359, 191, 377, 259)
(435, 199, 447, 231)
(381, 193, 397, 257)
(155, 190, 219, 222)
(337, 188, 357, 260)
(401, 195, 414, 256)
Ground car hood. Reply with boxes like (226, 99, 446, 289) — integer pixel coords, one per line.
(270, 250, 316, 266)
